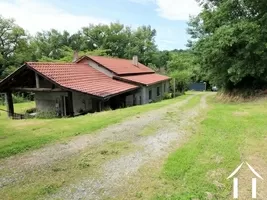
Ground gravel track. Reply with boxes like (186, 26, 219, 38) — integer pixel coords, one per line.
(48, 93, 210, 200)
(0, 93, 211, 200)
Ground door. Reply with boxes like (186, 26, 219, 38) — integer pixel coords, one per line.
(60, 96, 70, 117)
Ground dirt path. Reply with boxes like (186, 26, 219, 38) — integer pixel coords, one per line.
(0, 92, 212, 199)
(47, 93, 211, 200)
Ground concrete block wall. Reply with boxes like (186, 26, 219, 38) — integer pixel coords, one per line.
(35, 91, 93, 116)
(72, 92, 93, 114)
(35, 92, 67, 112)
(141, 81, 170, 104)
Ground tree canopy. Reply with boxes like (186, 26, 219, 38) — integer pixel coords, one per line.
(189, 0, 267, 92)
(0, 15, 203, 94)
(0, 16, 173, 79)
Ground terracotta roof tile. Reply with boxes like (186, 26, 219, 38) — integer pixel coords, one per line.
(26, 62, 138, 98)
(118, 73, 171, 86)
(77, 56, 155, 75)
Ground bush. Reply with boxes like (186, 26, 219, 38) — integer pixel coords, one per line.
(163, 93, 173, 100)
(12, 94, 29, 103)
(26, 108, 37, 114)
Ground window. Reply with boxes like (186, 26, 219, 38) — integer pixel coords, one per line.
(164, 83, 166, 92)
(157, 86, 160, 96)
(149, 90, 152, 100)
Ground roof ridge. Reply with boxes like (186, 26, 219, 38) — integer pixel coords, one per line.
(88, 55, 136, 62)
(26, 62, 87, 66)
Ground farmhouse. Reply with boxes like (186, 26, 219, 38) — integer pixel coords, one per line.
(0, 56, 170, 117)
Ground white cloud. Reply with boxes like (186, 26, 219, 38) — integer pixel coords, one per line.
(156, 0, 201, 20)
(131, 0, 201, 20)
(0, 0, 109, 34)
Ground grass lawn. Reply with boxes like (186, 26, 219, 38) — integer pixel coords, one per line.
(0, 94, 190, 159)
(153, 96, 267, 199)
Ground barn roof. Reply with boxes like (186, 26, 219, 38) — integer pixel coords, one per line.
(115, 73, 171, 86)
(0, 62, 139, 98)
(76, 55, 155, 75)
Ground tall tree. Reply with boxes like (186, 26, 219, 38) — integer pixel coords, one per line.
(0, 16, 27, 78)
(189, 0, 267, 92)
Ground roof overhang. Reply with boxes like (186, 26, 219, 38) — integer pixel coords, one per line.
(113, 75, 171, 87)
(0, 63, 139, 100)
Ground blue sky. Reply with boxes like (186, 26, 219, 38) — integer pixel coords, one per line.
(0, 0, 201, 50)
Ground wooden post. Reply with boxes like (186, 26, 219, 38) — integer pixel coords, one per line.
(5, 92, 14, 118)
(173, 78, 176, 97)
(99, 101, 102, 112)
(133, 94, 136, 106)
(67, 91, 74, 117)
(35, 73, 40, 88)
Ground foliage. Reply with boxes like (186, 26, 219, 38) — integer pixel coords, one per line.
(189, 0, 267, 92)
(12, 94, 29, 104)
(170, 71, 191, 93)
(0, 15, 206, 89)
(163, 93, 172, 100)
(167, 50, 202, 93)
(0, 15, 30, 78)
(0, 15, 201, 83)
(0, 16, 177, 79)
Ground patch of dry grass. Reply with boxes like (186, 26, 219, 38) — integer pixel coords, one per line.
(0, 141, 135, 200)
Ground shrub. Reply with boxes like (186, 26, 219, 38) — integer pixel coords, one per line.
(163, 93, 173, 100)
(12, 94, 29, 103)
(103, 106, 112, 111)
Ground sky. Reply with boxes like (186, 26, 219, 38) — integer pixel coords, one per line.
(0, 0, 201, 50)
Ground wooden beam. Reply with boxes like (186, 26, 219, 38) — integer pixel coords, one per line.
(11, 87, 64, 92)
(5, 92, 14, 117)
(67, 91, 74, 117)
(35, 73, 40, 88)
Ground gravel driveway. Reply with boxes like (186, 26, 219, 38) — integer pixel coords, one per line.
(0, 92, 212, 199)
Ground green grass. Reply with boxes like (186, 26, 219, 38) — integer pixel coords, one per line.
(137, 94, 202, 138)
(138, 125, 158, 137)
(0, 141, 135, 200)
(180, 94, 202, 111)
(154, 96, 267, 199)
(0, 94, 190, 159)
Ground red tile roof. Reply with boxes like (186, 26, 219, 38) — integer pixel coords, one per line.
(117, 73, 171, 86)
(77, 56, 155, 75)
(26, 62, 138, 98)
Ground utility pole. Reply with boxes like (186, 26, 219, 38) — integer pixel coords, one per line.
(173, 78, 176, 97)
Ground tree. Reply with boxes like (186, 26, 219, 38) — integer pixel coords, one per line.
(167, 50, 195, 93)
(124, 25, 157, 65)
(33, 29, 72, 60)
(189, 0, 267, 92)
(0, 17, 170, 79)
(0, 15, 27, 78)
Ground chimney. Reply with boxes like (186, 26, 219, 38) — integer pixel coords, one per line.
(72, 50, 79, 62)
(132, 56, 138, 67)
